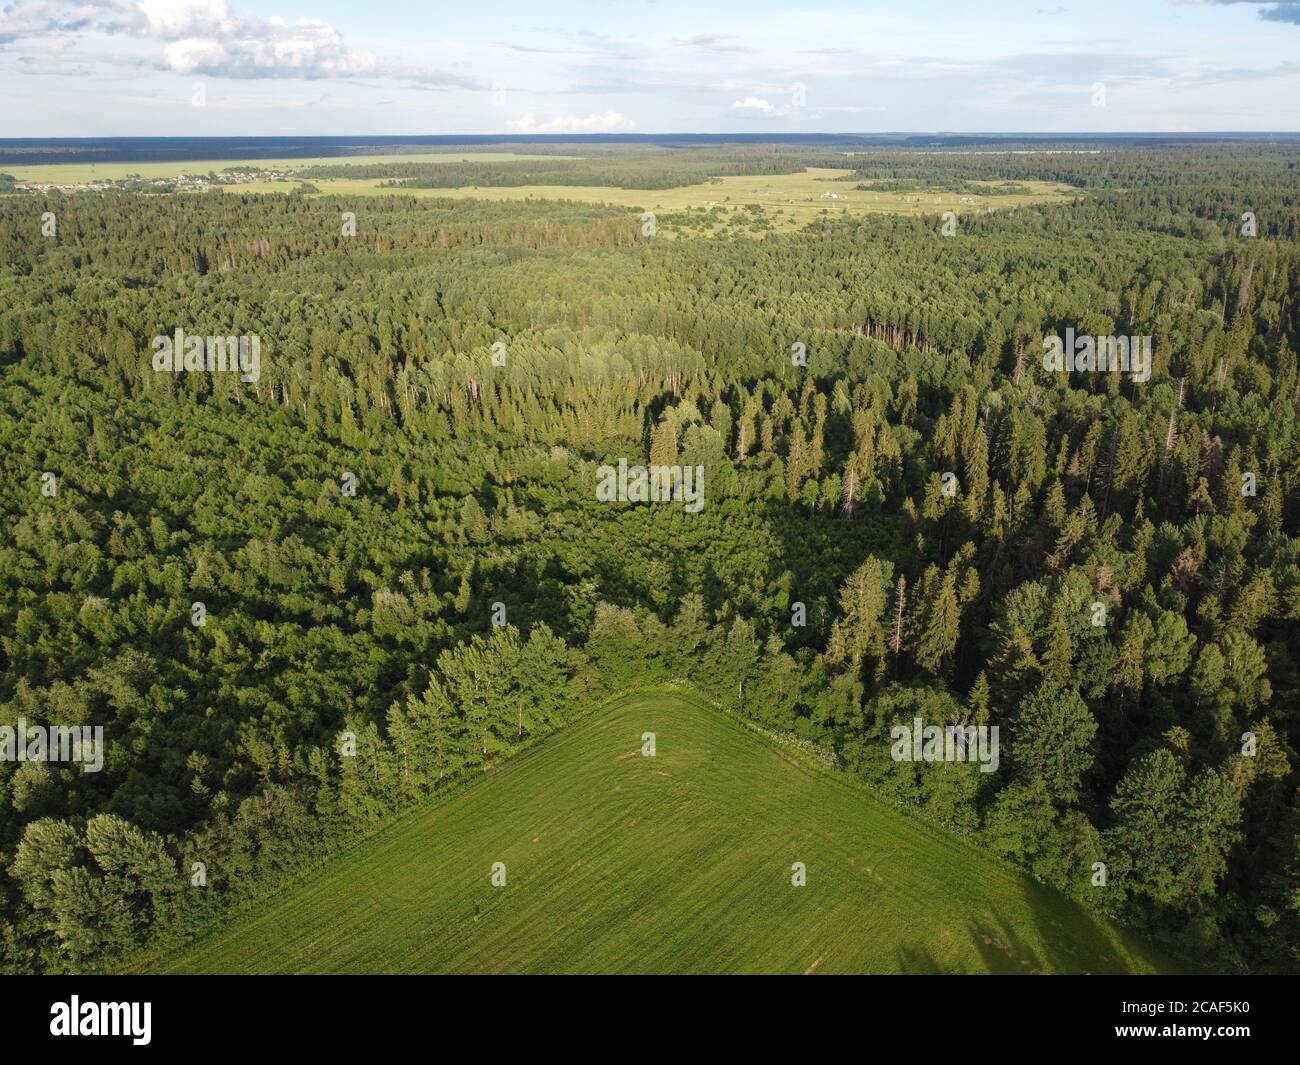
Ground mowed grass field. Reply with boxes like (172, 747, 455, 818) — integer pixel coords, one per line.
(138, 691, 1179, 975)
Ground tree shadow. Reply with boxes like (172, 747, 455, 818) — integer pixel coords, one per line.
(965, 881, 1189, 975)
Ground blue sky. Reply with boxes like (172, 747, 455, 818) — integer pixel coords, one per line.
(2, 0, 1299, 136)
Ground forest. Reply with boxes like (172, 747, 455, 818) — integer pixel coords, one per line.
(1, 140, 1299, 973)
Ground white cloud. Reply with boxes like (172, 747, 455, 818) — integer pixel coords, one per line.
(138, 0, 238, 39)
(508, 110, 637, 133)
(162, 18, 377, 78)
(0, 0, 382, 78)
(732, 95, 803, 118)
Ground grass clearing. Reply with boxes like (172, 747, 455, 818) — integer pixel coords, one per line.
(138, 691, 1178, 975)
(266, 167, 1078, 231)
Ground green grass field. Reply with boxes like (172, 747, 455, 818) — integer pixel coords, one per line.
(223, 167, 1077, 230)
(139, 691, 1178, 974)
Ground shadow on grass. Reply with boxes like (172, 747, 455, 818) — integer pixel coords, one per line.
(964, 883, 1188, 975)
(894, 878, 1188, 975)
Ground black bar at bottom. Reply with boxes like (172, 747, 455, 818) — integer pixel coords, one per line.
(2, 973, 1292, 1052)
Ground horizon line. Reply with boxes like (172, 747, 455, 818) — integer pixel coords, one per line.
(3, 131, 1300, 143)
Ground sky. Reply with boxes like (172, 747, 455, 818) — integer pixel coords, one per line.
(1, 0, 1299, 137)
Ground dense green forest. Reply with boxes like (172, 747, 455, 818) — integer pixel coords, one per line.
(308, 146, 822, 189)
(839, 143, 1300, 192)
(2, 142, 1300, 973)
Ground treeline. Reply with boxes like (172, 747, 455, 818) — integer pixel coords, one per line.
(853, 178, 1034, 196)
(844, 143, 1300, 190)
(0, 588, 835, 972)
(302, 147, 817, 190)
(3, 621, 572, 969)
